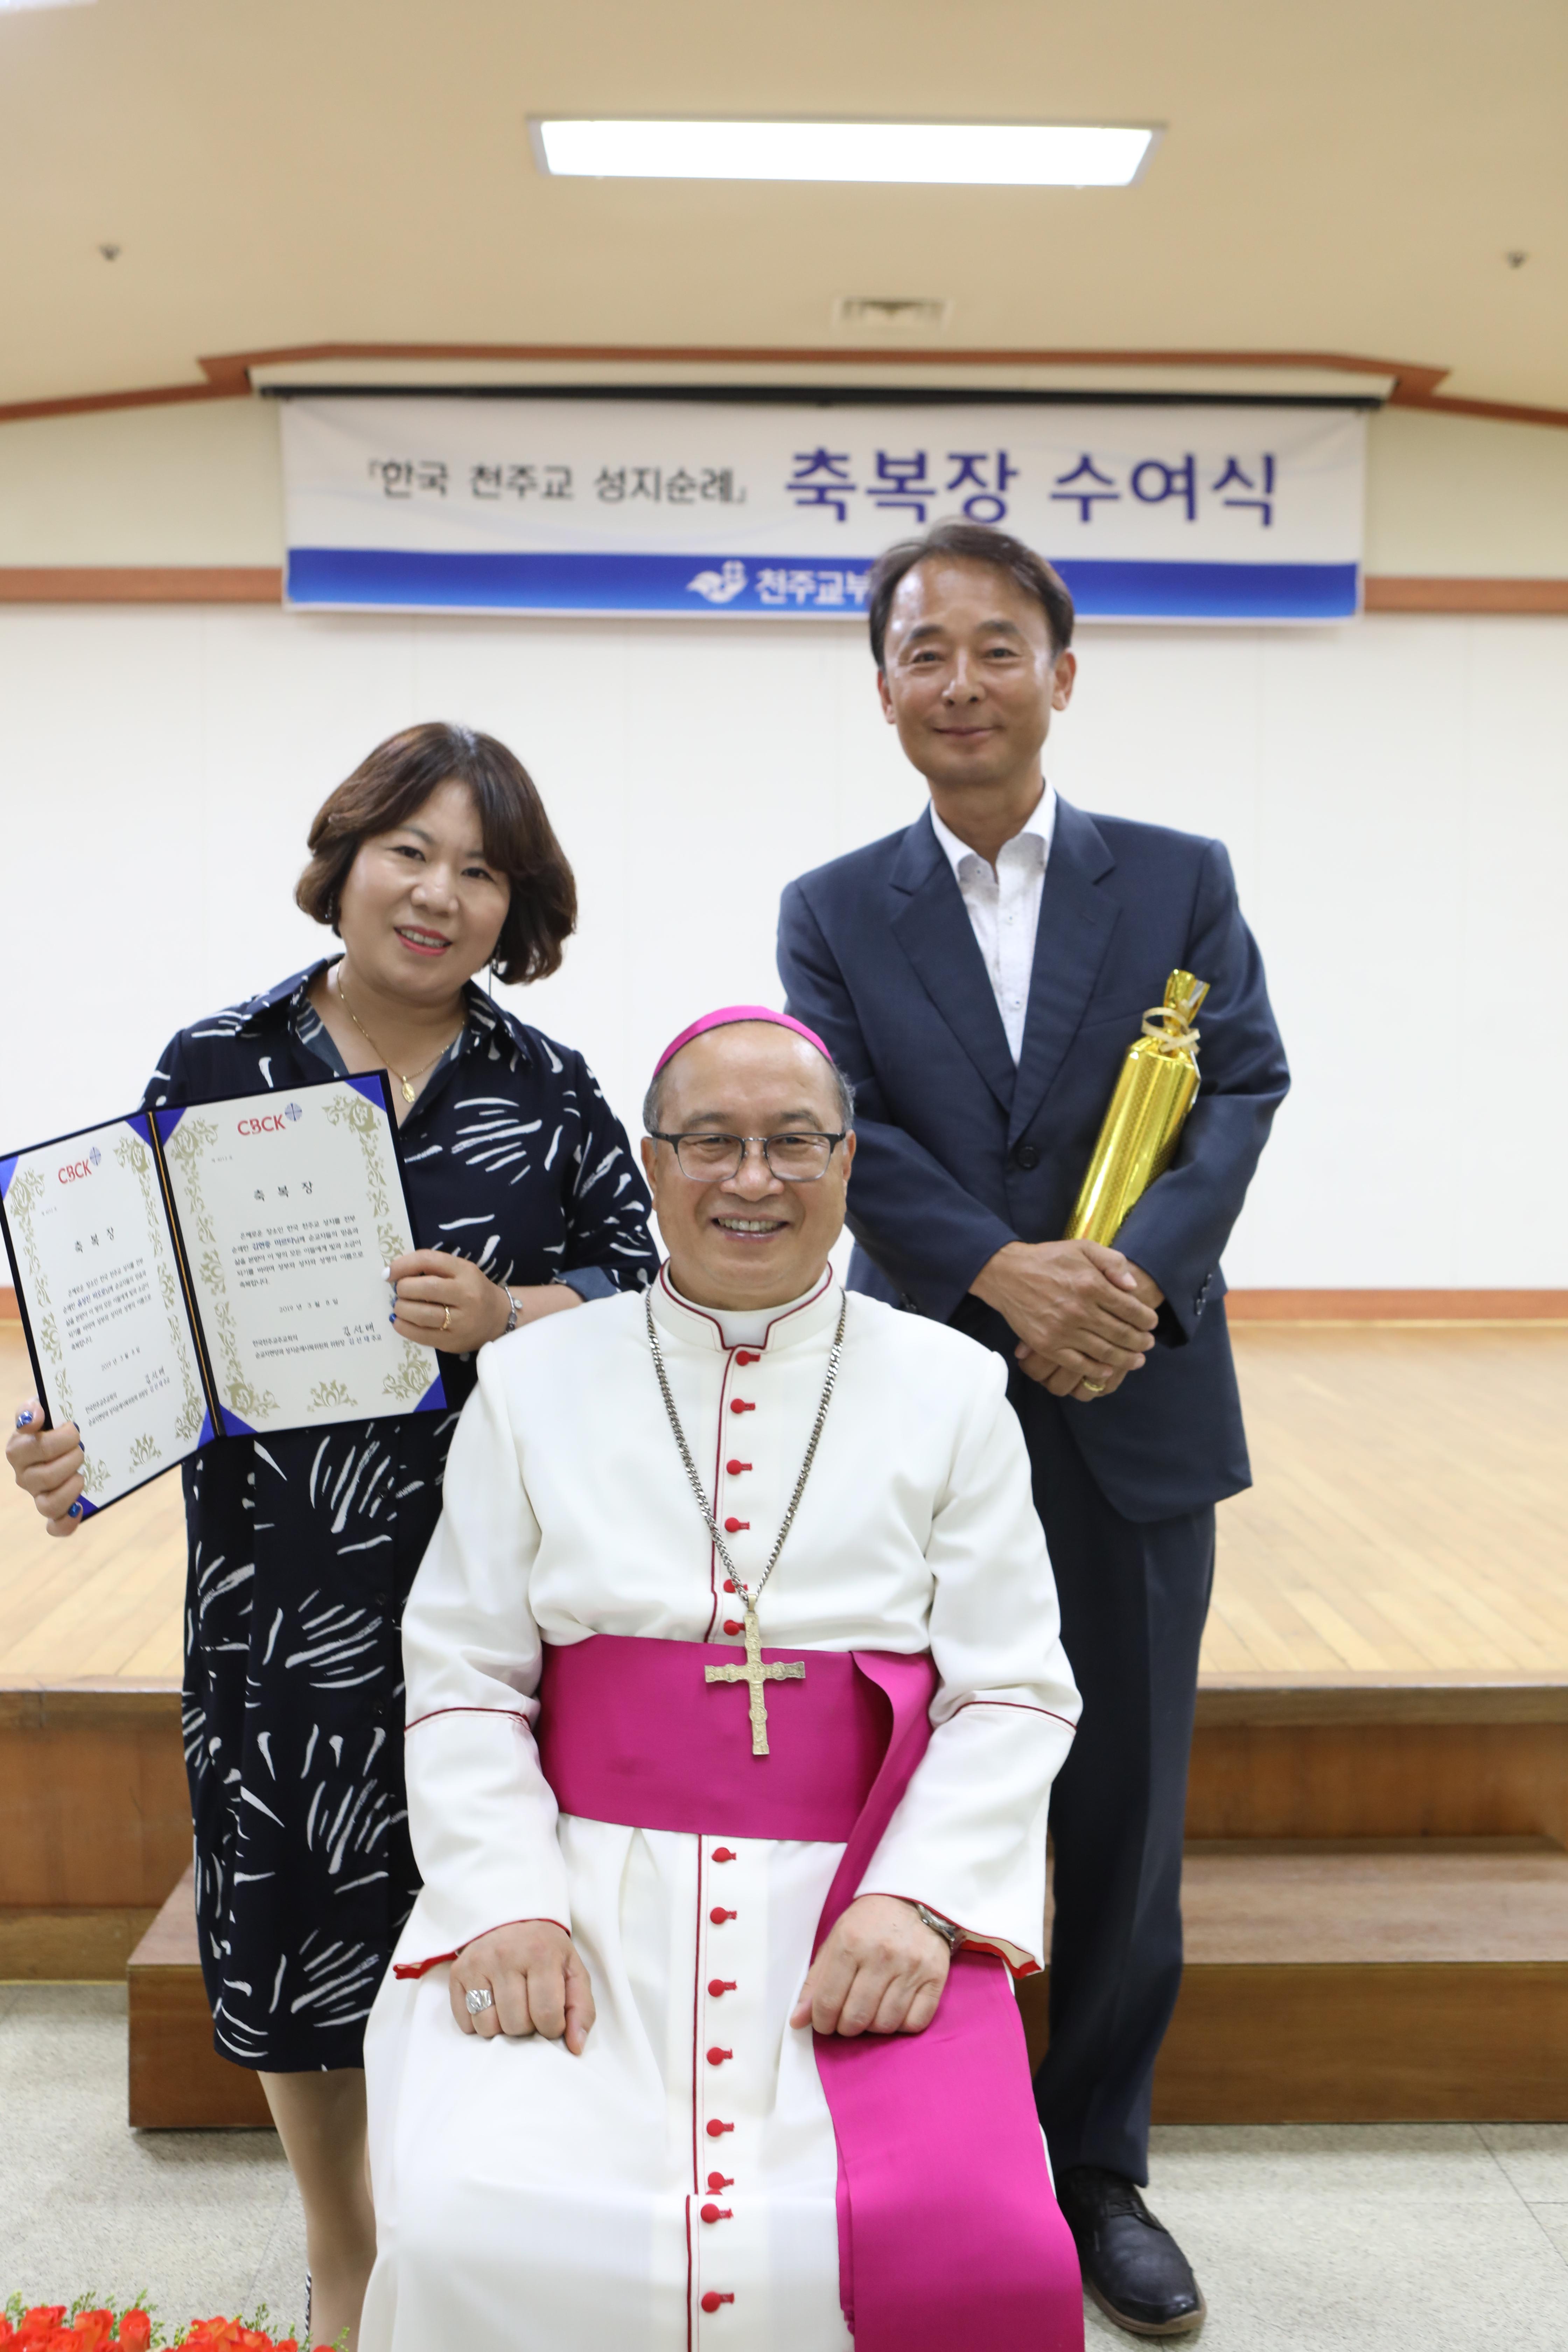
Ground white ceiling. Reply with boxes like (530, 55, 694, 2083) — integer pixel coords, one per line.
(0, 0, 1563, 415)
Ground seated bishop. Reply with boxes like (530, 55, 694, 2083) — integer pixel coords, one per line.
(361, 1005, 1086, 2352)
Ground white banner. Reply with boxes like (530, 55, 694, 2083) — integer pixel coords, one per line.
(281, 396, 1366, 624)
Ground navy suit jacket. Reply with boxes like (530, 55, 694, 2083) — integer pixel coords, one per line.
(777, 798, 1289, 1522)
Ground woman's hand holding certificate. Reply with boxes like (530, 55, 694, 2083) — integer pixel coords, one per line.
(6, 1402, 88, 1538)
(386, 1248, 578, 1352)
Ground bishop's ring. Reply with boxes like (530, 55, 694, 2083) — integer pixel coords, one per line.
(465, 1987, 494, 2016)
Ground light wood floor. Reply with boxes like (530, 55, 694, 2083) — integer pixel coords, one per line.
(1207, 1323, 1568, 1680)
(1, 1320, 1564, 1689)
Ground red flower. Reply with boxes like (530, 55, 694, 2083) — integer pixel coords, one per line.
(115, 2319, 152, 2352)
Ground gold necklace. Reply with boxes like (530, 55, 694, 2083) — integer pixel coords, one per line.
(334, 964, 462, 1105)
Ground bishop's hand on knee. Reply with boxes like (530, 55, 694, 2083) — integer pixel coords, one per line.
(790, 1894, 951, 2039)
(449, 1920, 596, 2054)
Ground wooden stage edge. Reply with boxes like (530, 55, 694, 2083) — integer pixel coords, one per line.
(10, 1673, 1568, 1920)
(6, 1287, 1568, 1326)
(1222, 1289, 1568, 1322)
(9, 1673, 1568, 1724)
(6, 1289, 1561, 1326)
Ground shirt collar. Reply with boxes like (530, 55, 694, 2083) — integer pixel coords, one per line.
(649, 1261, 839, 1355)
(929, 780, 1056, 883)
(237, 958, 523, 1061)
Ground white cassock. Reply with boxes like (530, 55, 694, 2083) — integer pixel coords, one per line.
(362, 1269, 1080, 2352)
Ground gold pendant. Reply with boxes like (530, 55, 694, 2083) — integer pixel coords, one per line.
(704, 1603, 806, 1756)
(400, 1078, 416, 1104)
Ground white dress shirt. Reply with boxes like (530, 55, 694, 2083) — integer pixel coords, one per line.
(929, 784, 1057, 1063)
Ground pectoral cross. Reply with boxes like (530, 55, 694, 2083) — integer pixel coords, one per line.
(705, 1604, 805, 1757)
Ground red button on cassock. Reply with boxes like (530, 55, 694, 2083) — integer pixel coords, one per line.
(706, 2119, 734, 2138)
(700, 2203, 733, 2224)
(735, 1349, 759, 1364)
(707, 2171, 733, 2191)
(723, 1517, 749, 1534)
(712, 1848, 737, 1863)
(729, 1399, 755, 1415)
(722, 1578, 737, 1594)
(710, 1907, 736, 1924)
(722, 1619, 744, 1636)
(700, 2292, 734, 2313)
(707, 2047, 733, 2066)
(726, 1461, 751, 1476)
(708, 1979, 736, 1997)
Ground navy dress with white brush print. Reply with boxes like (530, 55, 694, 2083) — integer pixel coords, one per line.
(143, 959, 657, 2071)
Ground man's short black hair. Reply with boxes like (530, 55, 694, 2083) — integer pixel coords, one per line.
(866, 520, 1076, 671)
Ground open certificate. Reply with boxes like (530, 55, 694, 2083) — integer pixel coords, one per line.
(0, 1072, 444, 1513)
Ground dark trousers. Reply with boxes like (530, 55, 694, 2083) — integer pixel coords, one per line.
(1009, 1375, 1216, 2185)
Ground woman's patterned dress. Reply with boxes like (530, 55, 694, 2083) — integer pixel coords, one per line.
(143, 959, 658, 2071)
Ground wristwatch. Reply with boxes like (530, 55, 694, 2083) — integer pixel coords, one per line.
(911, 1902, 961, 1950)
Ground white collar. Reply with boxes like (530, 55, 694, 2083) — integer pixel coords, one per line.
(929, 780, 1056, 881)
(650, 1262, 839, 1354)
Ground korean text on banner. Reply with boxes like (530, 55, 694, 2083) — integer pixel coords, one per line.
(281, 397, 1367, 625)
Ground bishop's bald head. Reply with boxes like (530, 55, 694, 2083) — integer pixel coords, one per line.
(639, 1009, 856, 1312)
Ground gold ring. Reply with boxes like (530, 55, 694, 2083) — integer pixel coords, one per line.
(1081, 1377, 1107, 1396)
(441, 1306, 452, 1333)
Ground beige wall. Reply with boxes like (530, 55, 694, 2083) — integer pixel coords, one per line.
(1, 396, 1565, 1289)
(1, 599, 1564, 1289)
(1, 396, 1567, 575)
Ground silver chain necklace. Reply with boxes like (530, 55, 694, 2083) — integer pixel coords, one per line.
(645, 1286, 846, 1619)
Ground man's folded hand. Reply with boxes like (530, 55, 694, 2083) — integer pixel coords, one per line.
(972, 1239, 1160, 1402)
(450, 1920, 596, 2054)
(791, 1894, 951, 2038)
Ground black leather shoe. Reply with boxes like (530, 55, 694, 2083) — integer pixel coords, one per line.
(1057, 2165, 1206, 2337)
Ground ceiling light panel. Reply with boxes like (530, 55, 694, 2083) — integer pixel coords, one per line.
(531, 119, 1158, 188)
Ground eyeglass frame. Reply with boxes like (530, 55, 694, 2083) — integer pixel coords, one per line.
(647, 1128, 849, 1183)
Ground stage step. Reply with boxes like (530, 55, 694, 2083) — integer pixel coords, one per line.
(125, 1838, 1568, 2130)
(126, 1868, 271, 2129)
(1023, 1835, 1568, 2122)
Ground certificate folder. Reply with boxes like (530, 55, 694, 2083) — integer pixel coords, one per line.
(0, 1071, 446, 1515)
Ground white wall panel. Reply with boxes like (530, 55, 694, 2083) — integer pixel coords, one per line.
(2, 605, 1563, 1287)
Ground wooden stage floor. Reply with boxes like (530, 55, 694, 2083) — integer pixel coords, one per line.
(1, 1320, 1565, 1690)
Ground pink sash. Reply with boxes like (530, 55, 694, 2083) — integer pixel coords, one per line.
(538, 1636, 1083, 2351)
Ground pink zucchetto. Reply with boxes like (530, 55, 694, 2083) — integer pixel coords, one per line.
(653, 1004, 834, 1077)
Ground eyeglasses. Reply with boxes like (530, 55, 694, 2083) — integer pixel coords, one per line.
(649, 1129, 847, 1183)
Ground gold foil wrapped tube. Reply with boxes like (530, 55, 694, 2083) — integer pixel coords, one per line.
(1065, 971, 1210, 1249)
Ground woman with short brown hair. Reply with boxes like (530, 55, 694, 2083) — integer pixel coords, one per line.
(9, 720, 657, 2350)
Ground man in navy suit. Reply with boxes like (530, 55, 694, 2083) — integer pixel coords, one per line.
(778, 521, 1288, 2339)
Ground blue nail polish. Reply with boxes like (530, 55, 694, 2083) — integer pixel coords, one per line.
(68, 1500, 83, 1518)
(388, 1312, 397, 1325)
(15, 1409, 34, 1428)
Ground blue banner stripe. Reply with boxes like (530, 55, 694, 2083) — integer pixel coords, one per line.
(287, 547, 1358, 622)
(1056, 559, 1358, 620)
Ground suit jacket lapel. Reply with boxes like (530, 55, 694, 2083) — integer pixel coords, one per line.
(1008, 798, 1120, 1144)
(888, 810, 1016, 1114)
